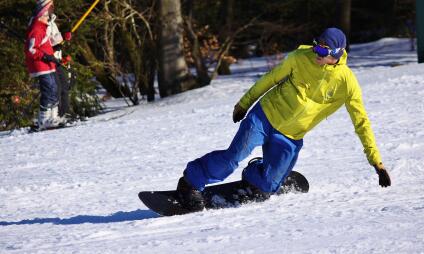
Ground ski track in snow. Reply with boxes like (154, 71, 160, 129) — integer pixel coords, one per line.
(1, 38, 424, 253)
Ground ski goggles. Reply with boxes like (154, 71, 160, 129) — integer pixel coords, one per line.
(312, 39, 343, 58)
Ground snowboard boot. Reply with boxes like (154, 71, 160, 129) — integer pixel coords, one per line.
(238, 179, 271, 203)
(238, 157, 271, 203)
(50, 105, 66, 127)
(176, 177, 205, 212)
(36, 106, 52, 131)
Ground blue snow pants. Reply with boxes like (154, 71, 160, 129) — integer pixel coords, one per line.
(184, 103, 303, 193)
(38, 73, 58, 109)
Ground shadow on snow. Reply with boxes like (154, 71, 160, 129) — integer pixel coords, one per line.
(0, 209, 159, 226)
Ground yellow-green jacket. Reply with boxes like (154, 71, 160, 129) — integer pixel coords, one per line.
(238, 45, 382, 166)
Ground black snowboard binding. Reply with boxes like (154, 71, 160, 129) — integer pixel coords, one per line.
(235, 157, 272, 203)
(176, 177, 205, 211)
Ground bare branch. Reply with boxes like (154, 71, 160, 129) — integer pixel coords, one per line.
(211, 17, 258, 79)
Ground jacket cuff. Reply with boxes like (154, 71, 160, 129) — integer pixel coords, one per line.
(238, 97, 251, 110)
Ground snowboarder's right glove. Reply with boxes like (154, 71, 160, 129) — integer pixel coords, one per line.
(42, 54, 61, 65)
(233, 103, 247, 123)
(374, 163, 391, 188)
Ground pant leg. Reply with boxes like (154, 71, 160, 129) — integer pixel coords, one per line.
(55, 67, 63, 113)
(184, 104, 267, 191)
(38, 73, 58, 109)
(243, 127, 303, 193)
(55, 65, 70, 116)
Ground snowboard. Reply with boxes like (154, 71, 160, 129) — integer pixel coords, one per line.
(138, 170, 309, 216)
(28, 122, 75, 133)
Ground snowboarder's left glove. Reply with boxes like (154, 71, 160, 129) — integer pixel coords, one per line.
(374, 163, 391, 188)
(233, 103, 247, 123)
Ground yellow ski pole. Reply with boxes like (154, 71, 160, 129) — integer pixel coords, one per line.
(71, 0, 100, 33)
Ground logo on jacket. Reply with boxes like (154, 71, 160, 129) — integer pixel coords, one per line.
(324, 89, 335, 101)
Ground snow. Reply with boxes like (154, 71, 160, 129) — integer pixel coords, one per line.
(1, 38, 424, 253)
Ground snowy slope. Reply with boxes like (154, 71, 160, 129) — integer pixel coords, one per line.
(1, 38, 423, 253)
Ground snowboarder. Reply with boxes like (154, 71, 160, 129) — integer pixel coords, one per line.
(46, 1, 72, 121)
(176, 28, 392, 211)
(25, 0, 62, 130)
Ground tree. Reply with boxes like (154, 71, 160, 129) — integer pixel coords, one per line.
(75, 0, 157, 104)
(337, 0, 351, 46)
(417, 0, 424, 63)
(183, 0, 211, 85)
(157, 0, 197, 97)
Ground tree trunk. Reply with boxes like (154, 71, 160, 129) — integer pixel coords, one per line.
(217, 0, 234, 75)
(77, 40, 125, 98)
(185, 0, 211, 86)
(140, 37, 157, 102)
(157, 0, 197, 98)
(417, 0, 424, 63)
(219, 0, 235, 39)
(145, 53, 156, 102)
(120, 22, 146, 104)
(337, 0, 351, 50)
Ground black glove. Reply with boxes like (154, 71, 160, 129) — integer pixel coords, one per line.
(42, 54, 60, 65)
(374, 163, 391, 187)
(233, 103, 247, 123)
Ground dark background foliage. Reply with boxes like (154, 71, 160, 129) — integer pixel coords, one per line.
(0, 0, 416, 131)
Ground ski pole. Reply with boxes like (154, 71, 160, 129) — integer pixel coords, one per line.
(71, 0, 100, 33)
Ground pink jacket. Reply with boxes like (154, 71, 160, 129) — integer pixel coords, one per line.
(25, 20, 56, 77)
